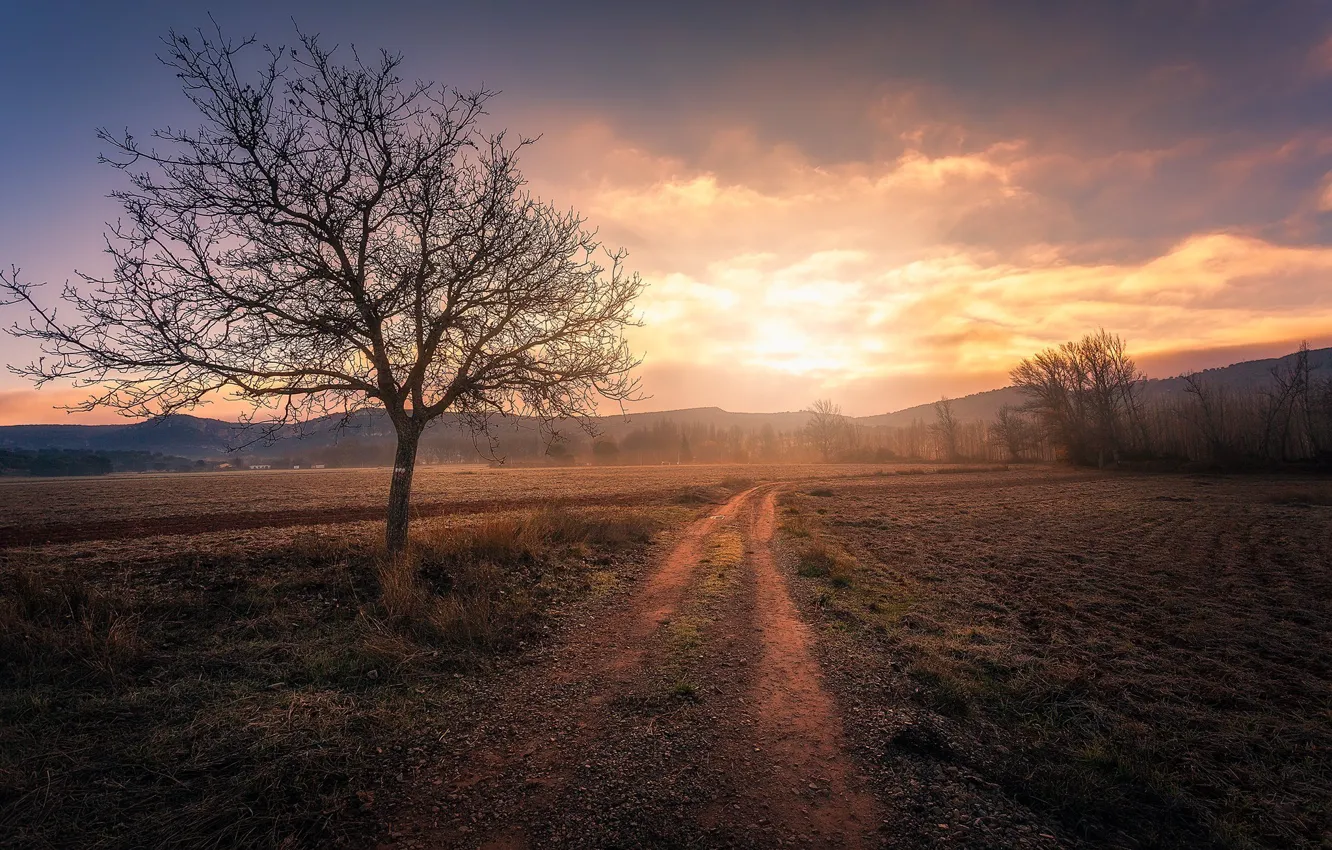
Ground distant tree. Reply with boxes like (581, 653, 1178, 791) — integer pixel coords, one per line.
(1011, 329, 1144, 466)
(929, 396, 960, 461)
(1261, 341, 1311, 461)
(757, 423, 779, 460)
(804, 398, 845, 461)
(0, 24, 643, 556)
(989, 404, 1035, 462)
(592, 438, 620, 464)
(1182, 372, 1230, 462)
(545, 437, 572, 463)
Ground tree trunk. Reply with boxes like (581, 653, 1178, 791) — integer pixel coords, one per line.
(386, 425, 421, 557)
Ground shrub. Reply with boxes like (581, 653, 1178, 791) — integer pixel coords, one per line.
(795, 540, 855, 587)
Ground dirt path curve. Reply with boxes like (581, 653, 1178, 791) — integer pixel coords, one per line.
(379, 485, 884, 848)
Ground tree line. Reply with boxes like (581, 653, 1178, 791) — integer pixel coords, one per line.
(1001, 332, 1330, 468)
(0, 449, 212, 476)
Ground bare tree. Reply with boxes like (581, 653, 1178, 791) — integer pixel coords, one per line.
(1, 24, 643, 555)
(989, 404, 1035, 461)
(804, 398, 845, 461)
(929, 396, 960, 461)
(1182, 372, 1229, 461)
(1011, 329, 1143, 466)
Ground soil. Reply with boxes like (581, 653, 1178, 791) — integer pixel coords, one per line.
(0, 492, 653, 549)
(376, 485, 888, 848)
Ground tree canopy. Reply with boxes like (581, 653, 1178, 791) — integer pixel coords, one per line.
(2, 24, 644, 552)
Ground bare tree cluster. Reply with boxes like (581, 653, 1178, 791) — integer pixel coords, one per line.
(1161, 342, 1332, 464)
(1010, 329, 1146, 466)
(988, 404, 1039, 461)
(804, 398, 848, 461)
(1, 25, 643, 554)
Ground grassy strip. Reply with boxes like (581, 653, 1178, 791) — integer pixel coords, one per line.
(658, 528, 747, 701)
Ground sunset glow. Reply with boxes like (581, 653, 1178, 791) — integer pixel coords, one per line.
(3, 2, 1332, 421)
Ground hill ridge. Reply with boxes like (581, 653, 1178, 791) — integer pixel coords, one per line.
(2, 346, 1328, 457)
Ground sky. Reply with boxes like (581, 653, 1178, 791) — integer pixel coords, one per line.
(2, 0, 1332, 423)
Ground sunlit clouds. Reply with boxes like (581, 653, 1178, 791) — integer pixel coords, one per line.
(521, 112, 1332, 415)
(3, 2, 1332, 421)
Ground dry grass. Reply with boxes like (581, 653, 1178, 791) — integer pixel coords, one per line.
(0, 505, 674, 849)
(0, 569, 143, 681)
(372, 508, 666, 648)
(782, 472, 1332, 849)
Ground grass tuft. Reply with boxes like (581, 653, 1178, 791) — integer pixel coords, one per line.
(0, 568, 143, 681)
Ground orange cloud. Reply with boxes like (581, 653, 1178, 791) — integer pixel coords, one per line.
(520, 122, 1332, 415)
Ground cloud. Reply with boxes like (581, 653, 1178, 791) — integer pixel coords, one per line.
(511, 118, 1332, 415)
(6, 4, 1332, 424)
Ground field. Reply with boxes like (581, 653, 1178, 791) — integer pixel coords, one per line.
(0, 463, 876, 549)
(1, 464, 1329, 849)
(780, 471, 1332, 848)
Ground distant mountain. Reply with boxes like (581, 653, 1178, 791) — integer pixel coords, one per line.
(858, 388, 1025, 429)
(0, 415, 239, 457)
(0, 406, 821, 460)
(2, 346, 1328, 459)
(1143, 345, 1332, 395)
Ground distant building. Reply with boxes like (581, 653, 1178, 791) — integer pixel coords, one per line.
(248, 464, 272, 470)
(312, 463, 327, 469)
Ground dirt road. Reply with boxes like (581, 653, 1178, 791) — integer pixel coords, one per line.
(380, 485, 883, 848)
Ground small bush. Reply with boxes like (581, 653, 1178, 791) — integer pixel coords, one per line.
(808, 487, 835, 497)
(795, 540, 855, 587)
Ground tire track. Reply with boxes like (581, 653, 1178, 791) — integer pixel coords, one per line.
(703, 487, 883, 847)
(388, 487, 763, 848)
(383, 484, 884, 847)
